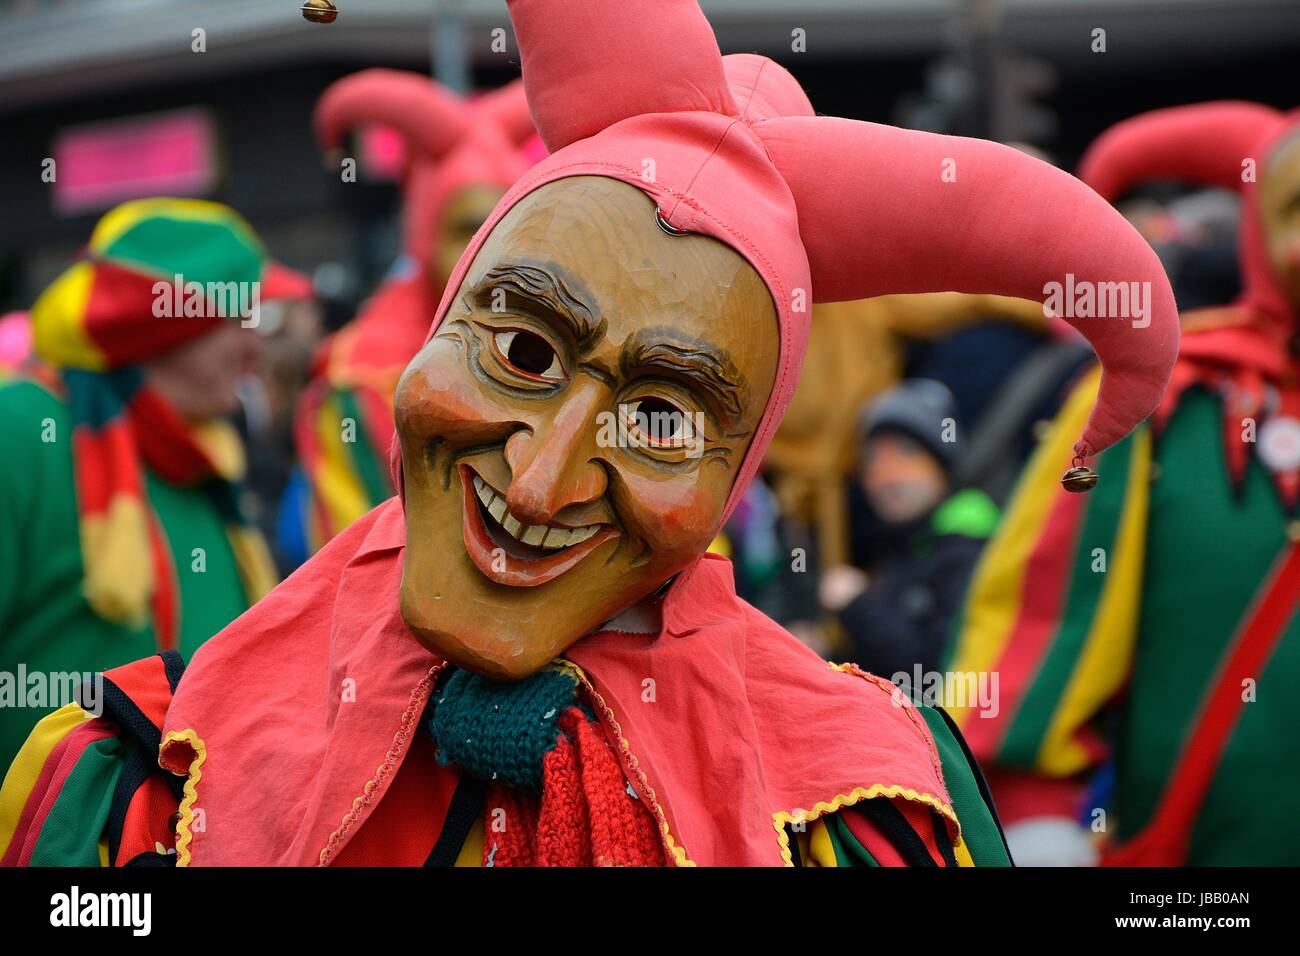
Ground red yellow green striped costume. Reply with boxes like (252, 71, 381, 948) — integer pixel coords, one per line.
(946, 104, 1300, 865)
(0, 199, 282, 767)
(27, 198, 278, 633)
(947, 358, 1300, 864)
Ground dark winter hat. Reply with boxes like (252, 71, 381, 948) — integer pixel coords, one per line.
(861, 379, 960, 471)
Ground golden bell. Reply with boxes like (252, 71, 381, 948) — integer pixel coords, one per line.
(1061, 465, 1098, 493)
(301, 0, 338, 24)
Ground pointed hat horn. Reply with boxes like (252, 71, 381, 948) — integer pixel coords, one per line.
(1079, 101, 1284, 201)
(313, 68, 470, 162)
(758, 117, 1179, 458)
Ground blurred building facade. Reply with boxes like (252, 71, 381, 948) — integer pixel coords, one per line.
(0, 0, 1297, 314)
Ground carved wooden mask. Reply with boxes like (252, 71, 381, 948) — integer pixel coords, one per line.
(395, 176, 779, 678)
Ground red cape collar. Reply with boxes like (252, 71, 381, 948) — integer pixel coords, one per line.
(163, 499, 956, 866)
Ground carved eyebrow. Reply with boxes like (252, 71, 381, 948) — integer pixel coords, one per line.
(622, 335, 746, 427)
(470, 263, 605, 349)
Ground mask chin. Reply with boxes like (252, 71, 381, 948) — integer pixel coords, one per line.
(398, 544, 682, 681)
(598, 584, 672, 635)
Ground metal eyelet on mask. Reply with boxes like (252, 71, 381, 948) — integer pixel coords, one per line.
(655, 207, 690, 237)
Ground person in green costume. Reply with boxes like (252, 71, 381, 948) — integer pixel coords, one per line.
(0, 198, 306, 768)
(945, 103, 1300, 866)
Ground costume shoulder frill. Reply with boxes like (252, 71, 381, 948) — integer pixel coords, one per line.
(0, 651, 186, 867)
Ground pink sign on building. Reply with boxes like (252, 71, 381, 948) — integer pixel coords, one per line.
(52, 109, 218, 215)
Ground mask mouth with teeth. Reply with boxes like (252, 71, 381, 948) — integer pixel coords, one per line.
(463, 467, 614, 587)
(394, 175, 779, 680)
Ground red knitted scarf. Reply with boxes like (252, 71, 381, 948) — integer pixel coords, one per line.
(485, 707, 665, 866)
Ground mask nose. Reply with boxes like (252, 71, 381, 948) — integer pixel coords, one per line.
(504, 377, 609, 525)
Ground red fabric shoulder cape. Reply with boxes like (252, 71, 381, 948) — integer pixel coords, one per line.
(161, 499, 958, 866)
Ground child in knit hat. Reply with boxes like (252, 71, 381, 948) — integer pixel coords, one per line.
(822, 380, 998, 682)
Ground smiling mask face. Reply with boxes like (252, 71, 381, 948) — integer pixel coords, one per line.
(395, 176, 779, 679)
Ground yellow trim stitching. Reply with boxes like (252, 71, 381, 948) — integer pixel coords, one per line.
(828, 661, 952, 794)
(160, 728, 207, 868)
(557, 659, 695, 867)
(772, 784, 960, 867)
(781, 661, 963, 867)
(318, 662, 445, 865)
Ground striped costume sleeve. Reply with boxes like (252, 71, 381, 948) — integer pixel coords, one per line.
(2, 654, 185, 867)
(1, 704, 120, 866)
(295, 379, 396, 551)
(792, 703, 1011, 867)
(943, 367, 1151, 810)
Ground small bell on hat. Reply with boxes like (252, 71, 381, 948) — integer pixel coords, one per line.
(301, 0, 338, 24)
(1061, 456, 1099, 493)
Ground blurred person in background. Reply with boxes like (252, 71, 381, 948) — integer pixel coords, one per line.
(0, 199, 300, 769)
(821, 380, 998, 678)
(765, 292, 1044, 573)
(1120, 187, 1243, 313)
(294, 71, 538, 553)
(946, 103, 1300, 866)
(236, 292, 324, 573)
(761, 293, 1050, 654)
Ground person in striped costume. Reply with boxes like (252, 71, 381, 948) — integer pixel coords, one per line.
(294, 71, 538, 552)
(2, 0, 1176, 867)
(0, 200, 307, 769)
(946, 102, 1300, 866)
